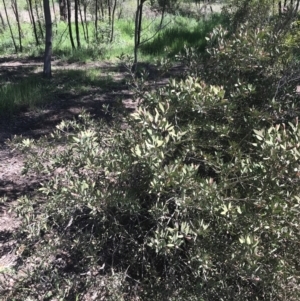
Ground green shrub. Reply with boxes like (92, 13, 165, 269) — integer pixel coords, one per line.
(4, 71, 300, 300)
(2, 4, 300, 300)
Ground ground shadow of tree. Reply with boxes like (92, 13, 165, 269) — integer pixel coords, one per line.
(0, 64, 133, 144)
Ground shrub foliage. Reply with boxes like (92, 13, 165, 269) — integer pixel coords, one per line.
(2, 3, 300, 300)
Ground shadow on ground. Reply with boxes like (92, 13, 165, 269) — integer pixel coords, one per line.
(0, 60, 135, 144)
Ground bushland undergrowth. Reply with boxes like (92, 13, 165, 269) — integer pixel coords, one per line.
(2, 0, 300, 300)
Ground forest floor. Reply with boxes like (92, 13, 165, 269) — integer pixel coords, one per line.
(0, 56, 185, 291)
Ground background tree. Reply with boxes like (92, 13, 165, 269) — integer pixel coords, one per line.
(75, 0, 81, 47)
(66, 0, 75, 49)
(59, 0, 67, 20)
(11, 0, 22, 52)
(27, 0, 40, 46)
(35, 0, 44, 39)
(0, 11, 5, 31)
(2, 0, 17, 52)
(43, 0, 52, 77)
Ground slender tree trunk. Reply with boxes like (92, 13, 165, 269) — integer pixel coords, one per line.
(26, 0, 33, 25)
(107, 0, 111, 25)
(78, 0, 87, 42)
(43, 0, 52, 78)
(11, 0, 23, 52)
(296, 0, 300, 11)
(99, 0, 104, 19)
(51, 0, 57, 32)
(74, 0, 81, 47)
(2, 0, 18, 52)
(110, 0, 117, 42)
(66, 0, 75, 48)
(159, 0, 167, 30)
(28, 0, 40, 46)
(118, 6, 123, 19)
(35, 0, 44, 39)
(133, 0, 144, 73)
(59, 0, 67, 21)
(84, 4, 89, 42)
(95, 0, 98, 41)
(133, 0, 140, 72)
(137, 0, 143, 45)
(279, 1, 282, 15)
(0, 11, 5, 29)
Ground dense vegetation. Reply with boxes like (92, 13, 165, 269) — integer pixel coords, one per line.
(1, 0, 300, 300)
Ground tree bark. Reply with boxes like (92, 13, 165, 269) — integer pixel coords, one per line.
(159, 0, 167, 30)
(133, 0, 145, 73)
(11, 0, 23, 52)
(78, 0, 87, 42)
(51, 0, 57, 33)
(110, 0, 117, 42)
(35, 0, 45, 39)
(59, 0, 67, 21)
(95, 0, 99, 41)
(26, 0, 33, 25)
(84, 3, 89, 42)
(43, 0, 52, 78)
(75, 0, 81, 47)
(66, 0, 75, 49)
(0, 11, 5, 30)
(28, 0, 40, 46)
(107, 0, 111, 25)
(279, 1, 282, 15)
(137, 0, 144, 45)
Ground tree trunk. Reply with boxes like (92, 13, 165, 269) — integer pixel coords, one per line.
(159, 0, 167, 30)
(95, 0, 98, 41)
(107, 0, 111, 25)
(43, 0, 52, 78)
(75, 0, 81, 47)
(26, 0, 34, 25)
(35, 0, 44, 39)
(78, 0, 87, 42)
(99, 0, 104, 19)
(110, 0, 117, 42)
(28, 0, 40, 46)
(59, 0, 67, 21)
(2, 0, 18, 52)
(279, 1, 282, 15)
(66, 0, 76, 49)
(133, 0, 144, 73)
(137, 0, 144, 45)
(51, 0, 57, 33)
(11, 0, 23, 52)
(0, 11, 5, 30)
(84, 4, 89, 42)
